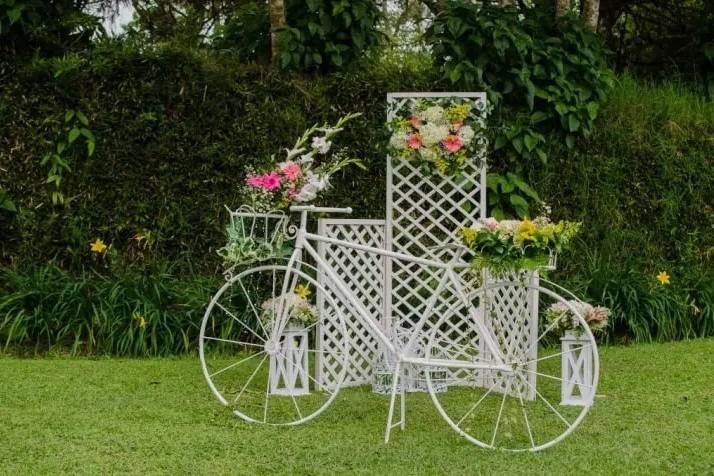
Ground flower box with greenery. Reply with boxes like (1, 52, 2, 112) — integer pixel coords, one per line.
(458, 215, 581, 276)
(259, 283, 318, 329)
(545, 300, 610, 336)
(218, 113, 364, 266)
(387, 97, 489, 175)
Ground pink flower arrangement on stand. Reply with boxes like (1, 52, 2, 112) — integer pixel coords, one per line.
(241, 113, 364, 211)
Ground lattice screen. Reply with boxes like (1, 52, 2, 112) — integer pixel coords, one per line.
(316, 219, 387, 389)
(386, 92, 537, 396)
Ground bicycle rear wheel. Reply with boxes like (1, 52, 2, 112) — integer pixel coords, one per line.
(425, 282, 599, 451)
(199, 264, 348, 425)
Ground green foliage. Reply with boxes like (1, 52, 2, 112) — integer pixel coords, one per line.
(0, 265, 219, 356)
(0, 187, 16, 213)
(486, 172, 541, 219)
(0, 0, 101, 56)
(40, 109, 96, 206)
(278, 0, 383, 71)
(212, 2, 271, 63)
(427, 4, 614, 167)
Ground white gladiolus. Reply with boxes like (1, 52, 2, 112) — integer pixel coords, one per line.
(298, 152, 314, 164)
(311, 136, 332, 154)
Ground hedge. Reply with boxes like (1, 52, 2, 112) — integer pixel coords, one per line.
(1, 45, 713, 346)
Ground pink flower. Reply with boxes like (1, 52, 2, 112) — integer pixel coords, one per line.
(442, 135, 462, 153)
(286, 187, 298, 199)
(484, 217, 499, 230)
(261, 172, 282, 191)
(408, 133, 422, 150)
(410, 114, 421, 129)
(246, 175, 264, 188)
(280, 161, 302, 182)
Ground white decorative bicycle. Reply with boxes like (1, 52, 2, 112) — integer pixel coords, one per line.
(199, 205, 600, 452)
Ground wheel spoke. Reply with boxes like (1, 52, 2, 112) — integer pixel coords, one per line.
(522, 344, 592, 366)
(517, 373, 572, 429)
(217, 302, 265, 343)
(278, 349, 334, 396)
(210, 351, 263, 378)
(263, 371, 270, 423)
(521, 368, 595, 389)
(456, 377, 502, 427)
(234, 354, 267, 404)
(237, 277, 269, 338)
(515, 381, 536, 449)
(203, 336, 263, 348)
(490, 377, 510, 447)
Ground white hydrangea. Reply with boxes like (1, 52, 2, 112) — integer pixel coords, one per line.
(389, 132, 408, 150)
(496, 220, 520, 236)
(458, 125, 475, 145)
(420, 106, 447, 125)
(419, 147, 437, 162)
(420, 123, 449, 147)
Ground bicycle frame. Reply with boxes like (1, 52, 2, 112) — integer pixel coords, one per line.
(277, 208, 511, 374)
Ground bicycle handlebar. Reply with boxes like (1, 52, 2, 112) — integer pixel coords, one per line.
(289, 205, 352, 214)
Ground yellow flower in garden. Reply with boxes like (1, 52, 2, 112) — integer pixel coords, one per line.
(656, 271, 670, 285)
(90, 238, 107, 254)
(133, 311, 146, 329)
(516, 219, 536, 242)
(294, 283, 311, 300)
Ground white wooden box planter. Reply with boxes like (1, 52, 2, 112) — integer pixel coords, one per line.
(560, 330, 594, 406)
(269, 324, 310, 396)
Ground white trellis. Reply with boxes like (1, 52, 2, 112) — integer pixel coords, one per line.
(316, 92, 539, 396)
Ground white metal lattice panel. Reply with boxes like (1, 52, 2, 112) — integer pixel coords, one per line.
(316, 219, 387, 389)
(386, 93, 488, 382)
(385, 92, 537, 394)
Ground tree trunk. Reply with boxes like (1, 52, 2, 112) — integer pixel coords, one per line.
(582, 0, 600, 31)
(269, 0, 286, 66)
(555, 0, 571, 18)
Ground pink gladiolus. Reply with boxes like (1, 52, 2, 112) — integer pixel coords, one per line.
(408, 133, 422, 149)
(246, 175, 264, 188)
(410, 114, 421, 129)
(261, 172, 282, 191)
(442, 135, 462, 152)
(280, 161, 302, 181)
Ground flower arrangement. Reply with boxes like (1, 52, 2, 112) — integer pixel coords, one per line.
(241, 113, 364, 211)
(458, 216, 581, 275)
(260, 284, 317, 327)
(387, 97, 489, 175)
(545, 300, 610, 334)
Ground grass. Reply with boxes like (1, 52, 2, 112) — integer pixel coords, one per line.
(1, 339, 713, 475)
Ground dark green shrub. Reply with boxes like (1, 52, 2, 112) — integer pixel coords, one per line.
(278, 0, 383, 71)
(426, 4, 614, 167)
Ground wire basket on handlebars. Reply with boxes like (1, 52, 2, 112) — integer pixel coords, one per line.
(217, 205, 289, 267)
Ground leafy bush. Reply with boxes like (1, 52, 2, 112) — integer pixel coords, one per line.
(279, 0, 383, 71)
(1, 46, 712, 347)
(426, 4, 614, 166)
(0, 264, 219, 356)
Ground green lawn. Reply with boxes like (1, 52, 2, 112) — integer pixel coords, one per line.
(1, 339, 713, 475)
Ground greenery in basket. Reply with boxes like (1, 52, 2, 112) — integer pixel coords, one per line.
(545, 300, 610, 335)
(259, 284, 317, 327)
(458, 216, 580, 276)
(216, 212, 289, 266)
(387, 97, 489, 175)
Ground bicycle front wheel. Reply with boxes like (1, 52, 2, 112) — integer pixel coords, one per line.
(199, 264, 348, 425)
(425, 282, 599, 451)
